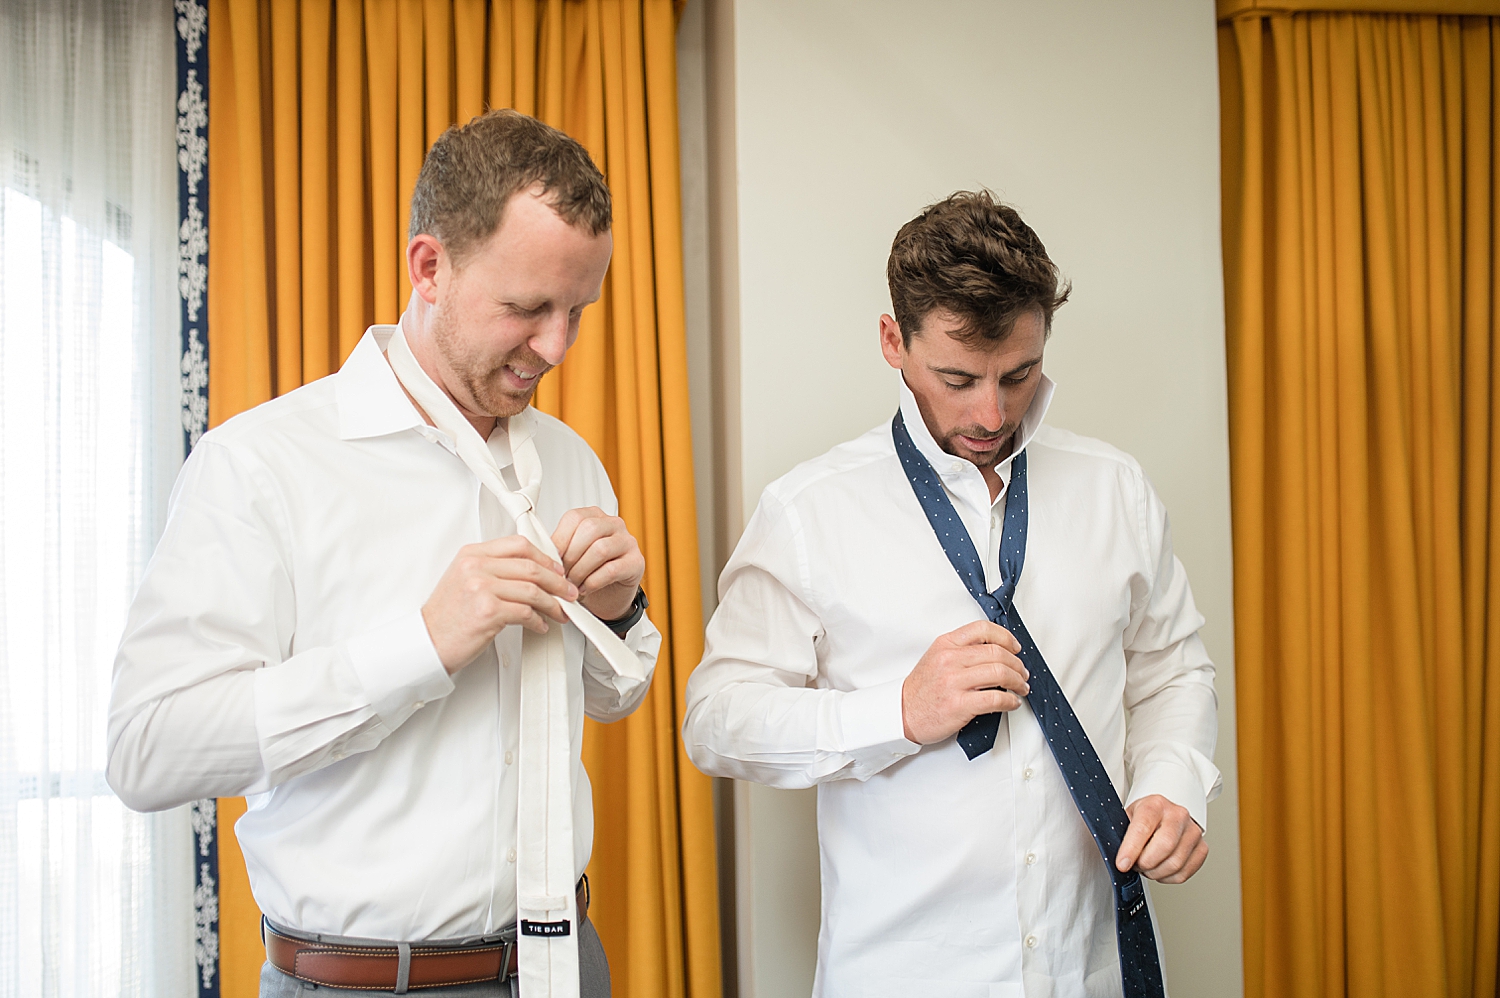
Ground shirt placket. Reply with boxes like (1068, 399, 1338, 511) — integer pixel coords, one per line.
(474, 467, 520, 934)
(494, 630, 520, 931)
(986, 463, 1051, 975)
(1012, 709, 1049, 969)
(965, 462, 1051, 971)
(939, 460, 1041, 972)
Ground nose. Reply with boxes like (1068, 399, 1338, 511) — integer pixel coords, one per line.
(530, 312, 571, 367)
(972, 382, 1005, 433)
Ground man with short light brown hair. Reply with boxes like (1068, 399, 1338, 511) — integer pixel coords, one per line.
(409, 108, 612, 256)
(685, 191, 1219, 997)
(109, 109, 655, 998)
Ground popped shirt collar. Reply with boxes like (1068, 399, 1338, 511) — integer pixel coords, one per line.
(336, 326, 425, 441)
(896, 369, 1056, 487)
(335, 324, 538, 467)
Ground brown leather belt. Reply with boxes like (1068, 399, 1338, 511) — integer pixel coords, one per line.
(265, 878, 589, 993)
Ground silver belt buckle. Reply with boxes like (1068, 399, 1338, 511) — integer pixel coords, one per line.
(499, 937, 518, 982)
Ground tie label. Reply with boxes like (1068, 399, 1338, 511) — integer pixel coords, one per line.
(521, 920, 572, 937)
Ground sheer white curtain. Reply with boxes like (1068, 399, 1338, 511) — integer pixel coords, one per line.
(0, 1, 194, 995)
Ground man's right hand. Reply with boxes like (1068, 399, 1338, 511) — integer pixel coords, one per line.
(901, 620, 1030, 744)
(422, 537, 579, 674)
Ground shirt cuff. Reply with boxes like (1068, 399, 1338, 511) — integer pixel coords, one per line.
(345, 610, 455, 725)
(838, 677, 919, 755)
(581, 613, 660, 694)
(1125, 760, 1211, 833)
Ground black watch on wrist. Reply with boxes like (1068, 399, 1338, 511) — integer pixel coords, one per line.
(598, 586, 649, 637)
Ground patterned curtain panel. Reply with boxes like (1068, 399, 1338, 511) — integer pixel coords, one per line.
(177, 0, 209, 452)
(174, 1, 216, 995)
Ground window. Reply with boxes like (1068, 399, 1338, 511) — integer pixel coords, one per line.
(1, 2, 192, 994)
(2, 184, 147, 996)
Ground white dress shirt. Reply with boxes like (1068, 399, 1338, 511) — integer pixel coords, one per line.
(107, 325, 660, 940)
(682, 376, 1219, 998)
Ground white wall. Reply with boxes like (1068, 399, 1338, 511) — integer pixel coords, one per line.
(686, 2, 1242, 996)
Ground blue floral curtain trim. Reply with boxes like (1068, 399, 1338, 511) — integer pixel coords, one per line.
(174, 1, 216, 996)
(189, 799, 220, 997)
(176, 0, 208, 451)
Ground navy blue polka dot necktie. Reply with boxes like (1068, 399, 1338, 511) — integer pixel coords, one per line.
(892, 411, 1166, 998)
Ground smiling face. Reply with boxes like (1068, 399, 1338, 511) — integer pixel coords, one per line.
(407, 188, 613, 423)
(881, 308, 1046, 484)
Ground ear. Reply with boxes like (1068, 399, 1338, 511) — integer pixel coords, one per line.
(879, 314, 907, 371)
(407, 234, 446, 305)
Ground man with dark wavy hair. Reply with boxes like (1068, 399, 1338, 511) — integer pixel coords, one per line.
(684, 191, 1219, 997)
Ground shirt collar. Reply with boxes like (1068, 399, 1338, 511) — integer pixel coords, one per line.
(336, 326, 427, 441)
(336, 325, 532, 474)
(895, 369, 1056, 483)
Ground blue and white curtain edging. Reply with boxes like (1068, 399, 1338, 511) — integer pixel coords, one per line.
(175, 1, 216, 996)
(175, 0, 208, 451)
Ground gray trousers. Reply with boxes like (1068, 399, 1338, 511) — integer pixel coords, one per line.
(258, 916, 611, 998)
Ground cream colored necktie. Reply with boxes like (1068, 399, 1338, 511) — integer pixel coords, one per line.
(386, 325, 646, 998)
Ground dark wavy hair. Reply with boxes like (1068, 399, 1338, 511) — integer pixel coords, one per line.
(408, 108, 611, 266)
(887, 190, 1070, 346)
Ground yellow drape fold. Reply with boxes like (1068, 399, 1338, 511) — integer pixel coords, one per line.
(1220, 0, 1500, 18)
(1221, 11, 1500, 998)
(206, 3, 719, 997)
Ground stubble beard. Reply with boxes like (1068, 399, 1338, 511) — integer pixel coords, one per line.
(942, 421, 1018, 469)
(430, 304, 551, 420)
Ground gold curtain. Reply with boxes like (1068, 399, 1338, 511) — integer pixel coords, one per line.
(205, 2, 719, 997)
(1220, 1, 1500, 16)
(1221, 10, 1500, 997)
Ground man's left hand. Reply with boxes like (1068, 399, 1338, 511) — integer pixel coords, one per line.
(551, 507, 645, 621)
(1115, 795, 1208, 884)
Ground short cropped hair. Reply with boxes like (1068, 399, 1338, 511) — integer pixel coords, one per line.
(887, 190, 1070, 346)
(408, 108, 611, 265)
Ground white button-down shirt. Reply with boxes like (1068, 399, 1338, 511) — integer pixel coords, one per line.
(107, 326, 659, 940)
(683, 376, 1219, 998)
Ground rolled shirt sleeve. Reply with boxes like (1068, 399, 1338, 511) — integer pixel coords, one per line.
(581, 612, 660, 721)
(574, 450, 659, 722)
(683, 493, 919, 788)
(1120, 475, 1222, 832)
(107, 440, 455, 813)
(340, 612, 455, 727)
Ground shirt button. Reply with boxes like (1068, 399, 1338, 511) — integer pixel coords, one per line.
(1023, 767, 1035, 781)
(1025, 934, 1039, 949)
(507, 848, 516, 863)
(331, 749, 346, 761)
(1025, 852, 1037, 866)
(505, 751, 514, 765)
(412, 701, 424, 710)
